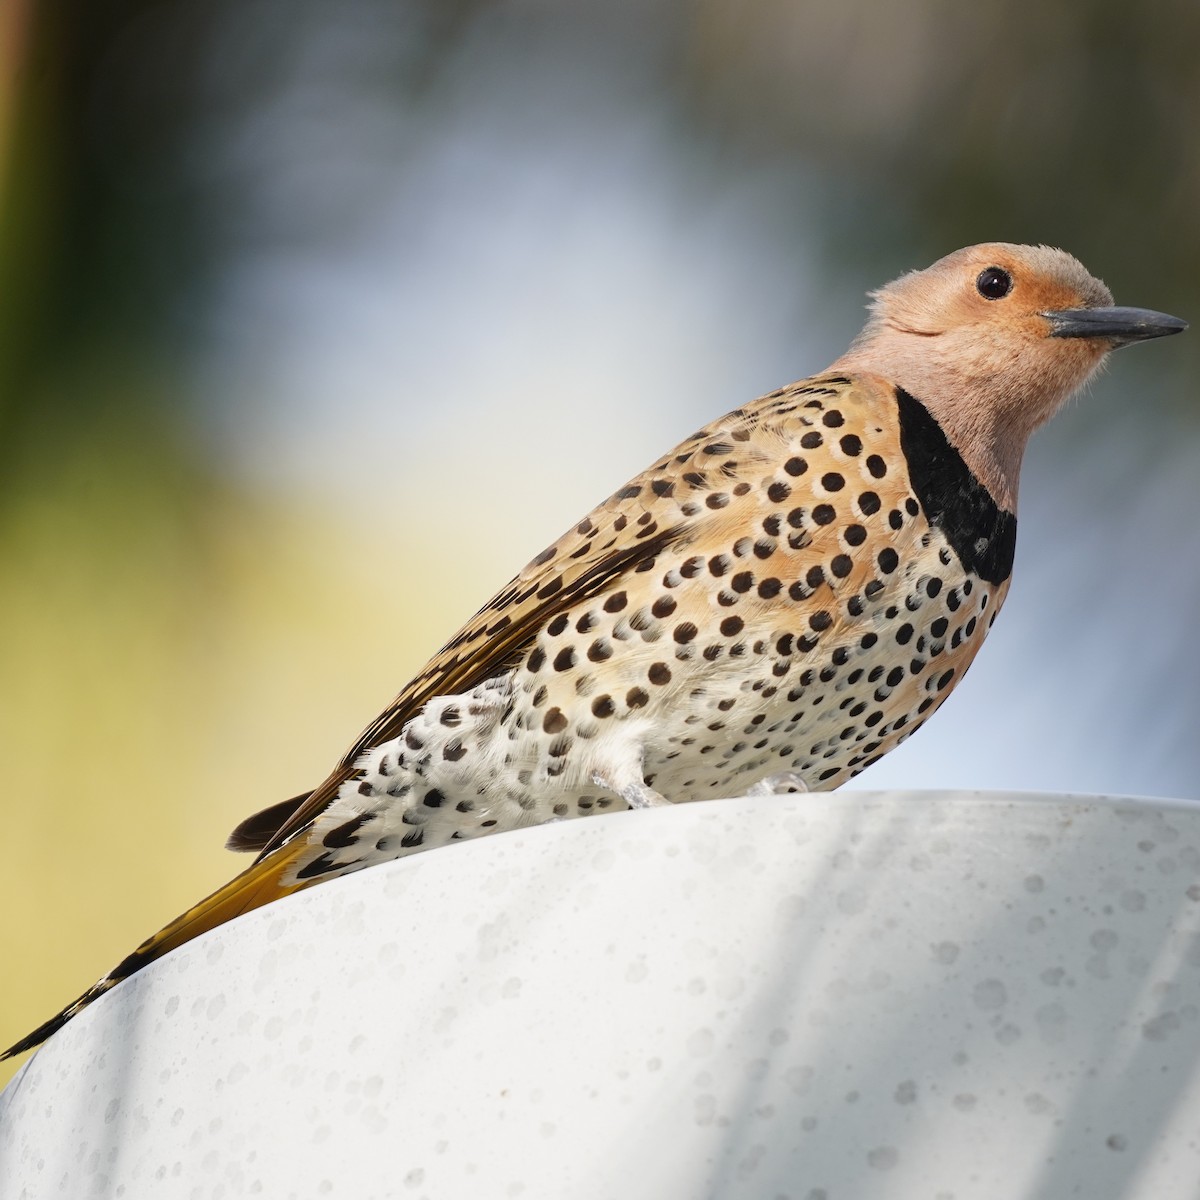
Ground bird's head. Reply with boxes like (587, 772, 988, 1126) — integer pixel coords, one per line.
(832, 242, 1186, 510)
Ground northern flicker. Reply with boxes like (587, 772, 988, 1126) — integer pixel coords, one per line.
(3, 243, 1185, 1060)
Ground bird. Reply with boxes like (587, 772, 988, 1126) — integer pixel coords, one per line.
(2, 242, 1185, 1061)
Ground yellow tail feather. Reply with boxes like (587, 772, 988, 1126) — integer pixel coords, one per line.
(2, 839, 311, 1060)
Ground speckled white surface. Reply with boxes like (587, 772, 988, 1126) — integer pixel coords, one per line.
(4, 791, 1200, 1199)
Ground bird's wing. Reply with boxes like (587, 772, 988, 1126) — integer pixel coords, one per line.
(248, 373, 865, 857)
(3, 373, 883, 1060)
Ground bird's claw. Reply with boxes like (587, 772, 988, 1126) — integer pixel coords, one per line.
(747, 771, 809, 797)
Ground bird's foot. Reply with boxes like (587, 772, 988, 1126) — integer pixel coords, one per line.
(619, 781, 673, 810)
(591, 769, 672, 810)
(747, 771, 809, 797)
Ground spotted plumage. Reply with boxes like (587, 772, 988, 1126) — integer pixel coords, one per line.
(282, 372, 1007, 882)
(4, 242, 1185, 1059)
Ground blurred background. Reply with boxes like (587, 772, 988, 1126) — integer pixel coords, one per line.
(1, 0, 1197, 1083)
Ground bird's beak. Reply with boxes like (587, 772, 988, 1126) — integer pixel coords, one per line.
(1042, 305, 1187, 347)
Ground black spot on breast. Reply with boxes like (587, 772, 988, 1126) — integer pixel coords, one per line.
(588, 638, 612, 662)
(785, 457, 807, 476)
(543, 708, 568, 734)
(323, 812, 374, 849)
(615, 484, 642, 500)
(297, 852, 345, 880)
(628, 608, 652, 632)
(801, 432, 823, 450)
(547, 613, 570, 636)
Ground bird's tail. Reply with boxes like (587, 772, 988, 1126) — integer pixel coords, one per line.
(1, 839, 312, 1061)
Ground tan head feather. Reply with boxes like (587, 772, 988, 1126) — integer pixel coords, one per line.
(831, 243, 1118, 511)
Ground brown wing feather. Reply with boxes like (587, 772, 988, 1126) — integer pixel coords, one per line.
(249, 374, 862, 859)
(226, 792, 313, 852)
(252, 484, 719, 859)
(255, 522, 688, 858)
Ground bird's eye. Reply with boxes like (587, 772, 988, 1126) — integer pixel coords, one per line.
(976, 267, 1013, 300)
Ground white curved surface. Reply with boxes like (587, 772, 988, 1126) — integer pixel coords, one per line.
(4, 791, 1200, 1199)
